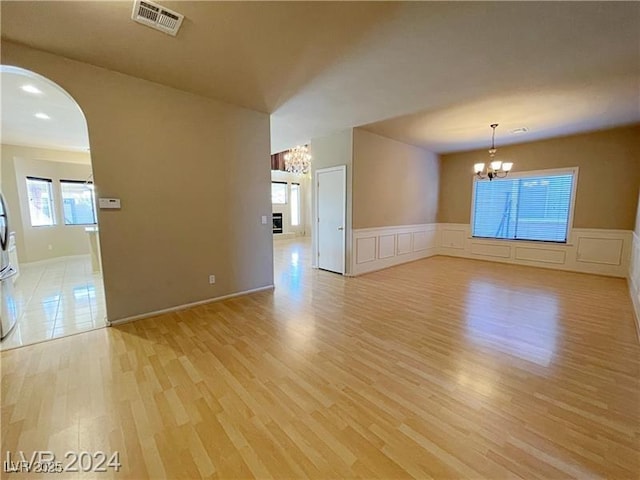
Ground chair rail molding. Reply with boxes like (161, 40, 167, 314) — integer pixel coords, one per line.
(350, 222, 633, 281)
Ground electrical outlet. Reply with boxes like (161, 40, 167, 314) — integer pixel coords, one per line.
(261, 215, 268, 225)
(209, 275, 216, 285)
(48, 244, 53, 251)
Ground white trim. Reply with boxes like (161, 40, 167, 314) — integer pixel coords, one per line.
(471, 166, 579, 244)
(315, 165, 347, 275)
(628, 230, 640, 343)
(350, 222, 636, 337)
(354, 224, 430, 234)
(439, 223, 632, 278)
(351, 223, 437, 276)
(568, 168, 579, 240)
(498, 166, 578, 180)
(108, 285, 275, 326)
(20, 253, 91, 267)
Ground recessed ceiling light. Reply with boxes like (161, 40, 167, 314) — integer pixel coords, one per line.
(511, 127, 528, 134)
(21, 84, 42, 95)
(34, 112, 51, 120)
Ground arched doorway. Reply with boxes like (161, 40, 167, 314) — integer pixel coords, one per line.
(0, 65, 107, 349)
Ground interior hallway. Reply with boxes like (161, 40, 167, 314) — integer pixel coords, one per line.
(1, 238, 639, 478)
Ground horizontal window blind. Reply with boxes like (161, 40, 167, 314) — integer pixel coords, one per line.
(26, 177, 55, 227)
(472, 173, 574, 243)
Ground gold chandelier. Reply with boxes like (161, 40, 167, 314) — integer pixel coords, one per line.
(474, 124, 513, 180)
(284, 145, 311, 174)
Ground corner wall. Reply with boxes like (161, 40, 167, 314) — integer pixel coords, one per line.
(434, 125, 639, 286)
(2, 41, 274, 322)
(349, 126, 639, 279)
(438, 125, 640, 229)
(350, 223, 634, 279)
(350, 129, 440, 275)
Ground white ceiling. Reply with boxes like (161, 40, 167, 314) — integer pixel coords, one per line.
(1, 2, 638, 154)
(271, 2, 640, 153)
(1, 65, 89, 151)
(360, 75, 640, 153)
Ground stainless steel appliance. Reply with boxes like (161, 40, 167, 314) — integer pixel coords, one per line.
(0, 192, 18, 339)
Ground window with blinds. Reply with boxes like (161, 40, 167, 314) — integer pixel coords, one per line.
(26, 176, 55, 227)
(472, 170, 575, 243)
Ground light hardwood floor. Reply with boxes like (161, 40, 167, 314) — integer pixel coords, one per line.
(1, 238, 639, 479)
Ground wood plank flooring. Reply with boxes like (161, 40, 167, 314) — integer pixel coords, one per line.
(2, 238, 639, 479)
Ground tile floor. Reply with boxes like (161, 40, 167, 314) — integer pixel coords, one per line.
(0, 255, 106, 350)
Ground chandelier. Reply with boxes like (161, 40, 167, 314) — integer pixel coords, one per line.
(474, 124, 513, 180)
(284, 145, 311, 174)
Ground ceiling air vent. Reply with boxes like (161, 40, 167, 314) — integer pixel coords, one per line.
(131, 0, 184, 36)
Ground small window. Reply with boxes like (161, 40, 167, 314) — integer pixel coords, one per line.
(26, 177, 55, 227)
(472, 170, 575, 243)
(291, 183, 300, 226)
(271, 182, 287, 204)
(60, 180, 97, 225)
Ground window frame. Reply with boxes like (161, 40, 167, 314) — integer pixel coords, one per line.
(271, 181, 288, 205)
(59, 179, 98, 226)
(470, 167, 579, 244)
(25, 176, 56, 227)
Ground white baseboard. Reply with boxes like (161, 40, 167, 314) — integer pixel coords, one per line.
(628, 231, 640, 343)
(108, 285, 275, 326)
(438, 223, 632, 278)
(21, 253, 91, 268)
(349, 222, 638, 341)
(350, 222, 633, 279)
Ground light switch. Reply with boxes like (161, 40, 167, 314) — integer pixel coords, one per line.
(261, 215, 268, 225)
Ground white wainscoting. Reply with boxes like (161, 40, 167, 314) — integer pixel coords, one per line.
(351, 222, 636, 335)
(351, 222, 633, 280)
(351, 224, 438, 275)
(628, 231, 640, 340)
(438, 223, 633, 278)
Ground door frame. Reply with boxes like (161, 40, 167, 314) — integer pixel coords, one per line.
(315, 165, 347, 275)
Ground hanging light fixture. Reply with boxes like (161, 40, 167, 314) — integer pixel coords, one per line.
(474, 124, 513, 180)
(284, 145, 311, 175)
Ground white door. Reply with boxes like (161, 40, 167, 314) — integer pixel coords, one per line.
(316, 166, 346, 274)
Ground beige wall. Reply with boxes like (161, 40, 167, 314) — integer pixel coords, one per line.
(438, 125, 640, 229)
(310, 129, 353, 270)
(1, 144, 93, 263)
(2, 41, 273, 321)
(353, 129, 439, 229)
